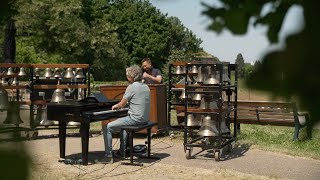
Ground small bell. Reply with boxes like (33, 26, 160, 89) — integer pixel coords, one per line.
(64, 68, 75, 79)
(18, 67, 27, 76)
(75, 68, 85, 79)
(53, 68, 62, 79)
(174, 66, 184, 75)
(6, 67, 14, 76)
(44, 68, 53, 79)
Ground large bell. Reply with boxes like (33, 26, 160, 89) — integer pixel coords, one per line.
(75, 68, 85, 79)
(51, 88, 66, 103)
(34, 68, 41, 78)
(198, 115, 218, 137)
(179, 88, 190, 100)
(199, 96, 218, 109)
(39, 104, 54, 126)
(192, 93, 202, 101)
(1, 78, 7, 85)
(194, 67, 204, 83)
(35, 92, 54, 126)
(3, 101, 23, 126)
(185, 114, 201, 126)
(204, 73, 220, 85)
(11, 77, 18, 85)
(0, 88, 9, 110)
(220, 115, 230, 134)
(189, 65, 198, 74)
(6, 67, 14, 75)
(174, 66, 184, 75)
(53, 68, 62, 79)
(64, 68, 75, 79)
(44, 68, 53, 79)
(18, 67, 27, 76)
(77, 88, 84, 100)
(222, 65, 230, 82)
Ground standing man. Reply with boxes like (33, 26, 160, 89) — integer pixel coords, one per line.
(141, 58, 162, 84)
(95, 65, 150, 164)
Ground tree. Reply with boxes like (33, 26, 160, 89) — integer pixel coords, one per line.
(104, 0, 203, 68)
(13, 0, 127, 81)
(202, 1, 320, 133)
(235, 53, 245, 78)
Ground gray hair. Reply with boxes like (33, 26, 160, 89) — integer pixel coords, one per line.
(126, 65, 143, 82)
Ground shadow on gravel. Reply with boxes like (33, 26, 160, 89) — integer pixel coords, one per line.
(192, 143, 251, 161)
(63, 150, 170, 165)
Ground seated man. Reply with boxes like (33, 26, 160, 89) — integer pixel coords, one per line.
(95, 65, 150, 164)
(141, 58, 163, 84)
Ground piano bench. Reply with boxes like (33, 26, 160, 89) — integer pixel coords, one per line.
(121, 121, 159, 166)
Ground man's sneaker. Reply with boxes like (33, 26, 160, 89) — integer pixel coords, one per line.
(95, 156, 113, 164)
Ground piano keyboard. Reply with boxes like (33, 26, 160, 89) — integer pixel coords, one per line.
(93, 108, 129, 116)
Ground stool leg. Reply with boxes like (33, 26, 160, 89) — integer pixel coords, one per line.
(129, 131, 134, 164)
(147, 128, 151, 158)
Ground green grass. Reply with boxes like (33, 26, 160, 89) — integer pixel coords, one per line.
(236, 124, 320, 159)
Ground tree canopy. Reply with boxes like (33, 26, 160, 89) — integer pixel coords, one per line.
(5, 0, 204, 81)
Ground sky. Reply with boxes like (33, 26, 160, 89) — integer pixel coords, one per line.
(150, 0, 304, 64)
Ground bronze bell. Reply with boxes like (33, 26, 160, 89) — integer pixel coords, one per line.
(34, 68, 41, 77)
(75, 68, 85, 79)
(192, 93, 202, 101)
(198, 115, 218, 137)
(220, 115, 230, 134)
(199, 96, 218, 109)
(1, 78, 7, 85)
(194, 67, 204, 83)
(174, 66, 184, 75)
(11, 77, 18, 85)
(179, 88, 188, 100)
(64, 68, 75, 79)
(0, 88, 9, 110)
(39, 105, 54, 126)
(51, 88, 66, 103)
(3, 101, 23, 126)
(44, 68, 53, 79)
(53, 68, 62, 79)
(204, 73, 220, 85)
(18, 67, 27, 76)
(6, 67, 14, 76)
(185, 114, 201, 127)
(190, 65, 198, 74)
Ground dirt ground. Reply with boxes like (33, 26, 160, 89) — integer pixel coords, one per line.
(2, 130, 319, 180)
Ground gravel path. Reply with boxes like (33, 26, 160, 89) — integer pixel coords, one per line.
(3, 131, 318, 180)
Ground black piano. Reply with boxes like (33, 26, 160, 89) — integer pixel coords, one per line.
(47, 98, 128, 165)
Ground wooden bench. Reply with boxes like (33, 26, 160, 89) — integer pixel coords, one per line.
(230, 100, 310, 140)
(121, 121, 159, 166)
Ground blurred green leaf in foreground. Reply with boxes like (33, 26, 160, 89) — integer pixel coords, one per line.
(202, 1, 320, 136)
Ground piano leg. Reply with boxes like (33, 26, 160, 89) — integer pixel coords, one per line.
(59, 121, 67, 159)
(80, 122, 90, 165)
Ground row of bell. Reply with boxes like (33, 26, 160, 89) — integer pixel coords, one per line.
(173, 88, 225, 103)
(0, 77, 20, 86)
(173, 65, 230, 84)
(184, 114, 230, 136)
(1, 67, 28, 76)
(0, 87, 81, 126)
(34, 67, 85, 79)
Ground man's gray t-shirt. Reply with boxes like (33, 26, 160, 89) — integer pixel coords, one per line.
(123, 82, 150, 123)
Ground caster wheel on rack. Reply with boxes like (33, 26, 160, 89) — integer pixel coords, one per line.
(185, 147, 193, 159)
(214, 151, 220, 161)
